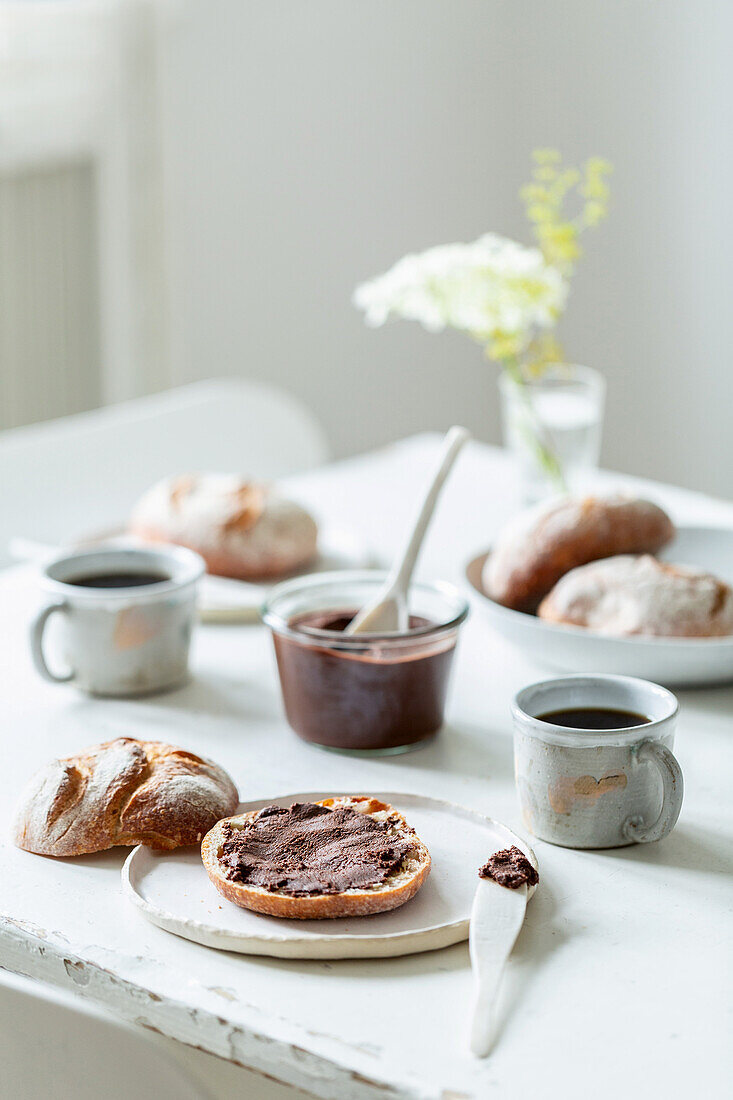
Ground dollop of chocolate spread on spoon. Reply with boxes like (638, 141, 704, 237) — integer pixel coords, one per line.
(478, 845, 539, 890)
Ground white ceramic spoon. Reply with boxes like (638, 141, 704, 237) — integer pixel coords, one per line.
(345, 425, 470, 635)
(468, 874, 529, 1057)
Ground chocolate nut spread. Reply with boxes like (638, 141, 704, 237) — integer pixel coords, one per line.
(218, 802, 414, 896)
(271, 610, 457, 752)
(478, 846, 539, 890)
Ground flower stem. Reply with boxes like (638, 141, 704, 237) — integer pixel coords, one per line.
(502, 357, 567, 491)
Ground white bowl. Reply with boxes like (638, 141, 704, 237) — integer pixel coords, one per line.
(466, 525, 733, 687)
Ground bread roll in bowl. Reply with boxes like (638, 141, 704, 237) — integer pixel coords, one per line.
(539, 554, 733, 637)
(484, 494, 674, 612)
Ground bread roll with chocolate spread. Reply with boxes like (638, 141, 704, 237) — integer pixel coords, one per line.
(130, 474, 318, 580)
(202, 796, 431, 919)
(13, 738, 239, 856)
(483, 494, 674, 612)
(538, 554, 733, 637)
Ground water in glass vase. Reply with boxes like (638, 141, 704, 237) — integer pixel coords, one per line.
(499, 365, 605, 503)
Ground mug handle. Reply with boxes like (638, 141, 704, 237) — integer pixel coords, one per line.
(623, 740, 683, 844)
(30, 601, 74, 683)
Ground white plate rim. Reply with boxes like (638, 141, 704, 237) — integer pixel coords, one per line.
(122, 791, 537, 959)
(466, 523, 733, 650)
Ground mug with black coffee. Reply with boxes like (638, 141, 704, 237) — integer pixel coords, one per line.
(30, 545, 204, 696)
(512, 674, 683, 848)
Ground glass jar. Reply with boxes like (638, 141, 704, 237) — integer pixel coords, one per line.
(262, 571, 469, 755)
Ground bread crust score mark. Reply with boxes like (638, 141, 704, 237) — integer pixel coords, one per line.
(201, 796, 432, 919)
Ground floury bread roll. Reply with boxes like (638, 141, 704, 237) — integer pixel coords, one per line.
(538, 554, 733, 637)
(483, 494, 675, 612)
(202, 796, 431, 919)
(130, 474, 318, 580)
(14, 738, 239, 856)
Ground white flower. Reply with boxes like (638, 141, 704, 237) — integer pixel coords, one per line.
(353, 233, 567, 347)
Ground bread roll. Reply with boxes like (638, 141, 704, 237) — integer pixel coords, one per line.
(13, 738, 238, 856)
(483, 494, 674, 612)
(130, 474, 318, 580)
(202, 796, 431, 919)
(538, 554, 733, 637)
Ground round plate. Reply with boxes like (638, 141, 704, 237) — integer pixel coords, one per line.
(466, 524, 733, 687)
(122, 791, 537, 960)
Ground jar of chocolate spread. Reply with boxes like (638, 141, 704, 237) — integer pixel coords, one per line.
(262, 571, 469, 754)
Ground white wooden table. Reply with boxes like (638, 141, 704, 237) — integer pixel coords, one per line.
(1, 435, 731, 1100)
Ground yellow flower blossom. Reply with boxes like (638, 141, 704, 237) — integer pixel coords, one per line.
(488, 331, 524, 361)
(521, 149, 612, 277)
(533, 148, 562, 165)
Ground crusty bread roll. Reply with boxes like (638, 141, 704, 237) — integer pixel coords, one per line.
(538, 554, 733, 637)
(202, 796, 431, 919)
(13, 738, 238, 857)
(483, 494, 674, 612)
(130, 474, 318, 580)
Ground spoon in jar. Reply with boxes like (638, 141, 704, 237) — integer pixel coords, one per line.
(345, 426, 470, 635)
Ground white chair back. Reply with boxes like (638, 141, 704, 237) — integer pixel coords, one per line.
(0, 970, 211, 1100)
(0, 379, 329, 566)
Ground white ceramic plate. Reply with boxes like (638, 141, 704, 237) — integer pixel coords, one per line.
(122, 791, 537, 960)
(466, 525, 733, 687)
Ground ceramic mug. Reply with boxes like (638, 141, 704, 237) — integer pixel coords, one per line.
(30, 545, 204, 696)
(513, 674, 683, 849)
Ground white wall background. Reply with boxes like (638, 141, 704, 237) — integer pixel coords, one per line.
(156, 0, 731, 495)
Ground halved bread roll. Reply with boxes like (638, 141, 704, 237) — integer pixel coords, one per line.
(201, 795, 431, 919)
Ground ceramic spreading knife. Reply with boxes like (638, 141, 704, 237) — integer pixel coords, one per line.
(468, 847, 537, 1057)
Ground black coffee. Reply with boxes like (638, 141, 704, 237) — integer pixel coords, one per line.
(68, 572, 170, 589)
(537, 707, 650, 730)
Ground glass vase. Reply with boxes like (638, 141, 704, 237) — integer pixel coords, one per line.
(498, 364, 605, 503)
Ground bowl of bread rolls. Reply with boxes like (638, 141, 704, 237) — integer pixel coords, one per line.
(466, 494, 733, 686)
